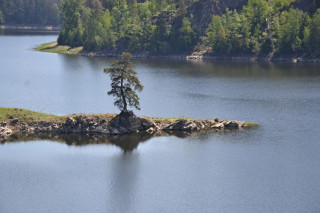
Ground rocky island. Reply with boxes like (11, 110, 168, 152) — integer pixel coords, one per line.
(0, 108, 255, 143)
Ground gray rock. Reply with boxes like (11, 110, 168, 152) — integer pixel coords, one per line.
(223, 120, 244, 128)
(107, 110, 155, 135)
(0, 126, 13, 142)
(212, 123, 224, 129)
(163, 119, 201, 131)
(10, 118, 19, 126)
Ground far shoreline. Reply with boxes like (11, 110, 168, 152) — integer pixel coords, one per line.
(0, 25, 60, 31)
(34, 41, 320, 64)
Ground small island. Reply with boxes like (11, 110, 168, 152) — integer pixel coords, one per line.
(0, 107, 256, 143)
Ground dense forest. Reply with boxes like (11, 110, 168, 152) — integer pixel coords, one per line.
(1, 0, 320, 57)
(56, 0, 320, 56)
(0, 0, 60, 26)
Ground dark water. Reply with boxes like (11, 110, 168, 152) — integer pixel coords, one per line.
(1, 30, 320, 213)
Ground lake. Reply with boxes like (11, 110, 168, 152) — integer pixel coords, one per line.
(1, 29, 320, 213)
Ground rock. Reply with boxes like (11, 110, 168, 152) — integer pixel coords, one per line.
(107, 110, 155, 135)
(139, 118, 155, 131)
(0, 127, 12, 135)
(146, 127, 155, 134)
(101, 129, 110, 134)
(94, 126, 104, 133)
(212, 123, 224, 129)
(223, 120, 244, 128)
(0, 126, 13, 142)
(186, 55, 203, 60)
(66, 117, 76, 125)
(0, 135, 7, 143)
(163, 119, 201, 131)
(10, 118, 19, 126)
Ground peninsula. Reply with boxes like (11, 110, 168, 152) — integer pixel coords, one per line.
(0, 108, 256, 143)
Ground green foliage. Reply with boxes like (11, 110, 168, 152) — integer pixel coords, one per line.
(178, 17, 195, 51)
(205, 0, 318, 56)
(34, 41, 83, 54)
(0, 0, 60, 26)
(277, 8, 307, 53)
(138, 2, 152, 20)
(310, 9, 320, 52)
(0, 10, 3, 25)
(0, 108, 66, 124)
(272, 0, 296, 11)
(54, 0, 319, 57)
(58, 0, 85, 47)
(104, 52, 143, 111)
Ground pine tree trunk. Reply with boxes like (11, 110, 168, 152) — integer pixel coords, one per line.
(120, 73, 127, 111)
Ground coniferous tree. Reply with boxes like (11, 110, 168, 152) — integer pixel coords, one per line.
(0, 10, 3, 24)
(58, 0, 85, 47)
(310, 9, 320, 52)
(104, 52, 143, 112)
(178, 17, 194, 51)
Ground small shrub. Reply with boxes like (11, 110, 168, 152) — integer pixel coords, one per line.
(214, 117, 220, 122)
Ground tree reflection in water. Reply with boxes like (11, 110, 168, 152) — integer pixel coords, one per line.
(3, 128, 243, 152)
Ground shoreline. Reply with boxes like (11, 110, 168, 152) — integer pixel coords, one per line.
(82, 51, 320, 63)
(0, 25, 60, 31)
(0, 108, 256, 143)
(34, 41, 320, 63)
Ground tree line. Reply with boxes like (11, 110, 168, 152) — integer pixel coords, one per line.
(0, 0, 60, 26)
(2, 0, 319, 56)
(57, 0, 320, 56)
(57, 0, 198, 53)
(205, 0, 320, 56)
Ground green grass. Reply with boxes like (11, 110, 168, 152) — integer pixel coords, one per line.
(146, 117, 214, 124)
(0, 108, 66, 123)
(34, 41, 83, 55)
(244, 122, 258, 127)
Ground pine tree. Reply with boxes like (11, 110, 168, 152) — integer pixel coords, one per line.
(0, 10, 3, 24)
(104, 53, 144, 112)
(179, 17, 195, 51)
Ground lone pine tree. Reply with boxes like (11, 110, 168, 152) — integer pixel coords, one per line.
(104, 52, 143, 112)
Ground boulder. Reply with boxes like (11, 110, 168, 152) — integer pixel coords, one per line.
(0, 126, 13, 142)
(108, 110, 155, 135)
(223, 120, 244, 128)
(163, 119, 201, 131)
(10, 118, 19, 126)
(212, 123, 224, 129)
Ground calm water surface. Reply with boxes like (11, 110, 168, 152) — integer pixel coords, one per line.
(0, 30, 320, 213)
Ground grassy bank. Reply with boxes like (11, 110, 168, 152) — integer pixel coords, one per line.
(34, 41, 83, 55)
(0, 108, 66, 123)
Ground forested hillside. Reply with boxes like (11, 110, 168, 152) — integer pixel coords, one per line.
(0, 0, 60, 26)
(56, 0, 320, 57)
(2, 0, 320, 57)
(57, 0, 251, 54)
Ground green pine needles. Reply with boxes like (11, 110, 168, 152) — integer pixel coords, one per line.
(104, 52, 143, 112)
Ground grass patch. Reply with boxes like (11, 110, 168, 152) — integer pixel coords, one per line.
(146, 117, 213, 124)
(34, 41, 83, 55)
(0, 108, 66, 123)
(244, 122, 258, 127)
